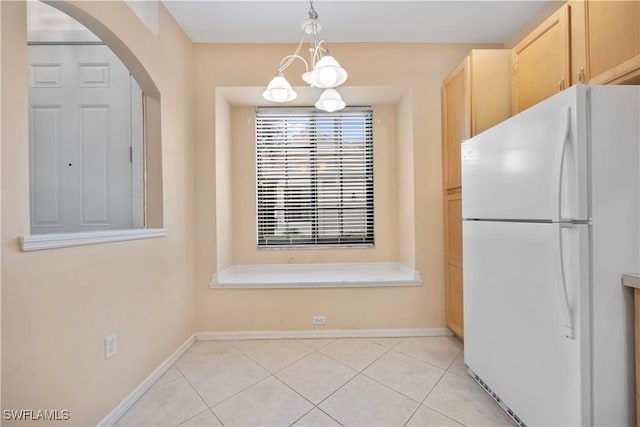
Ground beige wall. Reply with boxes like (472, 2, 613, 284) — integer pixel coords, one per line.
(1, 1, 196, 424)
(215, 92, 233, 271)
(195, 43, 498, 332)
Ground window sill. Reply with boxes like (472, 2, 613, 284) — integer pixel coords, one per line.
(20, 228, 168, 252)
(210, 262, 422, 289)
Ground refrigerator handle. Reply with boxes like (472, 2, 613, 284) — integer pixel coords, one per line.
(553, 107, 572, 222)
(554, 223, 574, 339)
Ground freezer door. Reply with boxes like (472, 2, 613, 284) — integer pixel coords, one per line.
(463, 220, 590, 426)
(462, 86, 588, 222)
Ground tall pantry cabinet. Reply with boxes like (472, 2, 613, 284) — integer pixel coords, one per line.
(441, 50, 511, 338)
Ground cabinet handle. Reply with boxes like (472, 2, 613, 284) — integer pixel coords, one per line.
(577, 67, 585, 84)
(558, 78, 565, 92)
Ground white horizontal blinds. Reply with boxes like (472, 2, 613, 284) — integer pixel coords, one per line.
(256, 107, 374, 247)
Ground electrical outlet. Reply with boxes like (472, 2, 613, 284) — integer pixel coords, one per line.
(312, 315, 326, 325)
(105, 333, 118, 359)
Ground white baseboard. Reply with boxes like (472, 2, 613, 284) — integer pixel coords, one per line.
(196, 328, 452, 341)
(97, 334, 195, 427)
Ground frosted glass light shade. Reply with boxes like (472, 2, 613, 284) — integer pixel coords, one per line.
(315, 88, 346, 112)
(302, 55, 348, 88)
(263, 74, 297, 103)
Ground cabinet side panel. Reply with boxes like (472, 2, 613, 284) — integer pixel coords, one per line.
(589, 86, 639, 426)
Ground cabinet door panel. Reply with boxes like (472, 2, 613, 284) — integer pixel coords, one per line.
(445, 191, 463, 338)
(447, 264, 464, 338)
(570, 0, 588, 85)
(446, 193, 462, 267)
(442, 58, 470, 190)
(513, 5, 570, 113)
(587, 1, 640, 83)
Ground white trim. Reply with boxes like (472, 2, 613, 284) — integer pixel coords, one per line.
(97, 334, 195, 427)
(195, 328, 452, 341)
(20, 228, 168, 251)
(210, 262, 422, 289)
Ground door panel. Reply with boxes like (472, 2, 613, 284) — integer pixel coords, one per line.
(29, 106, 62, 227)
(462, 86, 588, 222)
(463, 220, 587, 425)
(80, 105, 110, 226)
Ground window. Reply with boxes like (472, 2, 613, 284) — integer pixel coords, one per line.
(256, 107, 374, 248)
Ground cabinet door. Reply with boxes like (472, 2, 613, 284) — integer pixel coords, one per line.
(512, 5, 570, 114)
(445, 191, 463, 337)
(470, 50, 512, 134)
(569, 0, 589, 85)
(587, 1, 640, 84)
(442, 58, 470, 190)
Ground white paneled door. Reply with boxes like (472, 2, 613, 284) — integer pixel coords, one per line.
(28, 44, 143, 233)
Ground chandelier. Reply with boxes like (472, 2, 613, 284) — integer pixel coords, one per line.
(262, 0, 348, 112)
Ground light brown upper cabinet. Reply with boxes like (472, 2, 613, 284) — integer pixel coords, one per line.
(512, 5, 570, 114)
(572, 0, 640, 85)
(442, 49, 512, 190)
(514, 1, 640, 113)
(441, 49, 511, 338)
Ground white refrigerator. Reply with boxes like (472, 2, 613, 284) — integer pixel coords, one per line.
(462, 85, 639, 426)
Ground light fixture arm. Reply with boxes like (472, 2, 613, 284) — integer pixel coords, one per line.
(278, 54, 309, 74)
(276, 30, 310, 74)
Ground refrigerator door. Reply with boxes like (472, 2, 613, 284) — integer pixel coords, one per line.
(463, 220, 590, 426)
(462, 85, 588, 222)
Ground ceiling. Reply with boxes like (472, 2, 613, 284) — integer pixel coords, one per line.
(161, 0, 554, 44)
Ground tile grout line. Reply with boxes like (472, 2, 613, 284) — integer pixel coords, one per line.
(308, 337, 399, 419)
(417, 360, 470, 427)
(359, 370, 425, 405)
(400, 341, 465, 427)
(392, 340, 464, 372)
(172, 363, 223, 427)
(316, 337, 430, 427)
(203, 341, 335, 425)
(218, 343, 333, 426)
(174, 341, 273, 425)
(237, 340, 315, 375)
(203, 372, 275, 412)
(207, 407, 226, 427)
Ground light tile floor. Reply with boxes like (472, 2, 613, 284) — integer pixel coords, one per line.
(115, 337, 514, 427)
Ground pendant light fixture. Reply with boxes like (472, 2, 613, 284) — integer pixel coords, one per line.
(262, 0, 347, 112)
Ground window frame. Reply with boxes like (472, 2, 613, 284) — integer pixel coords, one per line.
(255, 107, 374, 249)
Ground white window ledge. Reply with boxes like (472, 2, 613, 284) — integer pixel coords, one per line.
(210, 262, 422, 289)
(20, 228, 168, 252)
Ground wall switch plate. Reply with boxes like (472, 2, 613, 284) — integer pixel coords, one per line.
(105, 333, 118, 359)
(312, 315, 326, 325)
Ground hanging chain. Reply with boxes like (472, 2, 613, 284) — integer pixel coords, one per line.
(308, 0, 318, 20)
